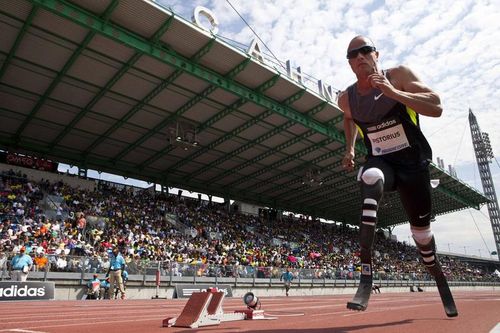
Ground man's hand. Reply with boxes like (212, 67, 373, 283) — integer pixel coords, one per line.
(342, 152, 355, 171)
(369, 66, 443, 117)
(368, 72, 395, 97)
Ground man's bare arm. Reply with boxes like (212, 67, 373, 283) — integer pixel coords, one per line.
(338, 91, 357, 170)
(369, 65, 442, 117)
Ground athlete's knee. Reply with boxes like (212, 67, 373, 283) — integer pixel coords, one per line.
(411, 226, 433, 246)
(412, 231, 442, 276)
(412, 226, 435, 265)
(360, 168, 384, 200)
(361, 167, 384, 185)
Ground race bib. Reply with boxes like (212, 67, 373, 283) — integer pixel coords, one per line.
(366, 119, 410, 155)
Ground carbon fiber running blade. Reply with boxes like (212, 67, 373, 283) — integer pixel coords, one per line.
(347, 276, 372, 311)
(346, 301, 367, 311)
(435, 274, 458, 317)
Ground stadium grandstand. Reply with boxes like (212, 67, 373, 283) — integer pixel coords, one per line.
(0, 166, 499, 298)
(0, 0, 499, 301)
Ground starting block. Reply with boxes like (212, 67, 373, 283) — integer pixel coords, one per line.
(163, 292, 219, 328)
(162, 291, 273, 328)
(163, 291, 245, 328)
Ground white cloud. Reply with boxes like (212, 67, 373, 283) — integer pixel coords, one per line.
(158, 0, 500, 257)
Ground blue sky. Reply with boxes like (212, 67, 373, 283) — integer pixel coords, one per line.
(97, 0, 500, 258)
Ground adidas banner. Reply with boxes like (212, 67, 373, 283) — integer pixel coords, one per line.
(0, 282, 55, 301)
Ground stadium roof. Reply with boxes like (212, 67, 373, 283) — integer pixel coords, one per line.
(0, 0, 489, 227)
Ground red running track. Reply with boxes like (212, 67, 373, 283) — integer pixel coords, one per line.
(0, 290, 499, 333)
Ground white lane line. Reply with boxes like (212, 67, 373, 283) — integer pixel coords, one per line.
(490, 323, 500, 333)
(0, 329, 47, 333)
(227, 303, 345, 313)
(4, 315, 160, 326)
(264, 312, 305, 317)
(0, 315, 165, 331)
(0, 307, 184, 320)
(311, 310, 352, 317)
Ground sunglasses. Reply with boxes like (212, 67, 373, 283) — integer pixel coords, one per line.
(346, 45, 376, 59)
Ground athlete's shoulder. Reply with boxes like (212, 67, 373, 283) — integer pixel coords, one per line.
(338, 89, 349, 102)
(386, 65, 415, 89)
(387, 65, 412, 74)
(337, 85, 354, 113)
(386, 65, 418, 80)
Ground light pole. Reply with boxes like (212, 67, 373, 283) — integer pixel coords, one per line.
(447, 243, 453, 252)
(463, 246, 469, 255)
(477, 249, 482, 257)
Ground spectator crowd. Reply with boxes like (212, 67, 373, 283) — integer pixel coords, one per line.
(1, 168, 499, 282)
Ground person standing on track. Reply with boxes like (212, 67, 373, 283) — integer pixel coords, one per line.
(114, 269, 128, 299)
(108, 247, 126, 300)
(280, 267, 294, 296)
(337, 35, 457, 317)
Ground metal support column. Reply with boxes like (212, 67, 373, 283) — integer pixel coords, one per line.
(469, 109, 500, 259)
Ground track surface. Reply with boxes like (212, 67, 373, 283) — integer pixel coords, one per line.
(0, 291, 499, 332)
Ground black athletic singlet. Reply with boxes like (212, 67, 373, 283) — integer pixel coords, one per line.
(347, 71, 432, 166)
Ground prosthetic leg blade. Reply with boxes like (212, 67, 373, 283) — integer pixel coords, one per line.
(435, 273, 458, 317)
(346, 275, 372, 311)
(415, 236, 458, 318)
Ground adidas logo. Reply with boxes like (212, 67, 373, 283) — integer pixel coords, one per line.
(0, 285, 46, 297)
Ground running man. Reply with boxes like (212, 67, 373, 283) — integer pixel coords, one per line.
(338, 35, 457, 317)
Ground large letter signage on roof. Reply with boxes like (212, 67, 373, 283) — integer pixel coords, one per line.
(192, 6, 219, 35)
(190, 5, 336, 102)
(247, 38, 264, 62)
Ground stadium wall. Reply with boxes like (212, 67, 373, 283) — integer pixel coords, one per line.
(15, 272, 500, 301)
(53, 282, 500, 301)
(0, 163, 96, 191)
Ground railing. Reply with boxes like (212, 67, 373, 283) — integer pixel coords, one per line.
(1, 254, 499, 289)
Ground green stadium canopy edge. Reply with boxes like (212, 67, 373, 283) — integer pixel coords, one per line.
(0, 0, 489, 228)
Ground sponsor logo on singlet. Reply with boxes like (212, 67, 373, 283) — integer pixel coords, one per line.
(367, 119, 397, 132)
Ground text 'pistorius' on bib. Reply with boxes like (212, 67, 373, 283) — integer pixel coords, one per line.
(366, 118, 410, 156)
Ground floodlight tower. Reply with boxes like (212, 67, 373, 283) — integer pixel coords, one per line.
(469, 109, 500, 259)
